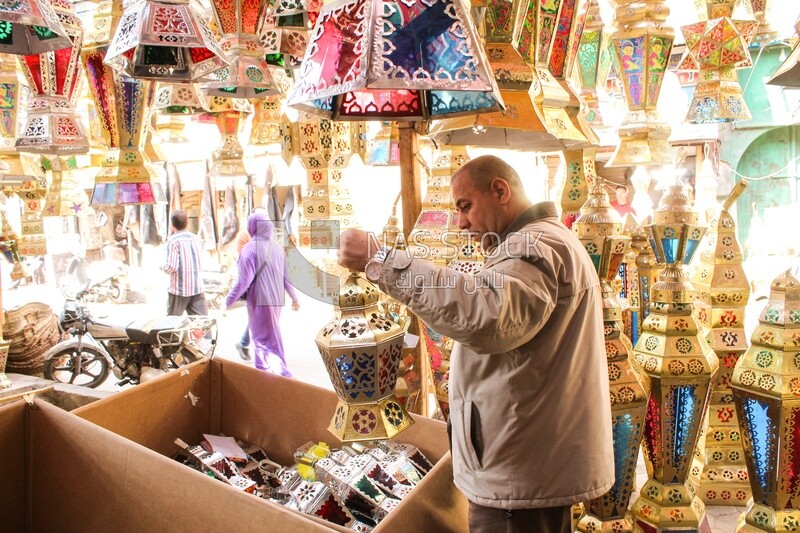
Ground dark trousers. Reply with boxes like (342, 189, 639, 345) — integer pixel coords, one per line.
(167, 292, 209, 316)
(468, 502, 571, 533)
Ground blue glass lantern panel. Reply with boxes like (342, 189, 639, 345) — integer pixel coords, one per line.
(335, 350, 377, 399)
(605, 411, 642, 513)
(682, 238, 700, 265)
(667, 384, 702, 479)
(736, 395, 777, 505)
(660, 237, 678, 264)
(429, 90, 500, 117)
(91, 183, 116, 205)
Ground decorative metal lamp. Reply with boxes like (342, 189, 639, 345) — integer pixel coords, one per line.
(630, 184, 717, 533)
(747, 0, 778, 45)
(249, 96, 284, 145)
(81, 0, 164, 205)
(690, 179, 751, 507)
(678, 0, 756, 124)
(205, 95, 253, 178)
(407, 145, 479, 420)
(362, 121, 399, 166)
(200, 0, 281, 98)
(0, 0, 70, 55)
(315, 271, 413, 442)
(574, 181, 650, 533)
(767, 42, 800, 88)
(560, 148, 597, 228)
(151, 82, 209, 144)
(0, 54, 22, 152)
(605, 0, 674, 167)
(0, 202, 25, 282)
(732, 271, 800, 533)
(259, 8, 316, 70)
(620, 215, 643, 345)
(288, 0, 503, 121)
(40, 155, 89, 216)
(103, 0, 228, 81)
(16, 0, 88, 155)
(573, 0, 613, 129)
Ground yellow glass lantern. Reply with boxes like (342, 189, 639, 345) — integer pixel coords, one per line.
(315, 272, 414, 442)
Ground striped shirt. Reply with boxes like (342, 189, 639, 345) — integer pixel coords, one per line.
(163, 230, 205, 296)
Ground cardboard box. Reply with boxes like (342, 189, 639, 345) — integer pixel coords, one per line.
(0, 398, 332, 532)
(73, 358, 468, 532)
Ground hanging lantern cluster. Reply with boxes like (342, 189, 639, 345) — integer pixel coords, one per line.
(732, 271, 800, 533)
(0, 0, 71, 55)
(678, 0, 756, 124)
(630, 184, 717, 533)
(573, 181, 650, 533)
(315, 272, 414, 442)
(690, 179, 751, 507)
(201, 0, 281, 98)
(16, 0, 88, 155)
(430, 0, 587, 149)
(573, 0, 613, 130)
(103, 0, 228, 81)
(606, 0, 674, 167)
(288, 0, 503, 121)
(259, 0, 320, 69)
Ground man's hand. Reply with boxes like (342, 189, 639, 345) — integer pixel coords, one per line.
(291, 301, 300, 311)
(338, 229, 380, 272)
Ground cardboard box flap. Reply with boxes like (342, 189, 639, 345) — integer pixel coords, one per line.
(30, 400, 340, 532)
(0, 400, 27, 533)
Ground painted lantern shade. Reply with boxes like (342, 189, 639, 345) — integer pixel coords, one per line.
(606, 0, 674, 167)
(81, 0, 164, 204)
(630, 185, 717, 533)
(315, 272, 413, 442)
(0, 54, 21, 152)
(16, 0, 88, 155)
(0, 0, 70, 55)
(249, 96, 284, 145)
(678, 0, 756, 124)
(573, 0, 613, 129)
(288, 0, 503, 121)
(40, 154, 89, 216)
(731, 271, 800, 532)
(104, 0, 228, 81)
(200, 0, 280, 98)
(573, 182, 650, 533)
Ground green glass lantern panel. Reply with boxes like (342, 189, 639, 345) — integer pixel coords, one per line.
(0, 21, 13, 45)
(266, 53, 285, 67)
(142, 45, 179, 66)
(30, 25, 57, 40)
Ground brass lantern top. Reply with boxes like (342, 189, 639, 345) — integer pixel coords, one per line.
(575, 181, 624, 229)
(653, 184, 699, 226)
(333, 271, 381, 313)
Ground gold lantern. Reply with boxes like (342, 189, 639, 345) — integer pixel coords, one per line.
(40, 155, 89, 216)
(249, 96, 284, 145)
(630, 184, 717, 533)
(16, 0, 89, 155)
(606, 0, 674, 167)
(315, 272, 414, 442)
(690, 179, 751, 507)
(151, 82, 210, 144)
(747, 0, 778, 45)
(573, 182, 650, 533)
(206, 95, 253, 179)
(560, 147, 597, 228)
(573, 0, 613, 129)
(732, 271, 800, 533)
(678, 0, 756, 124)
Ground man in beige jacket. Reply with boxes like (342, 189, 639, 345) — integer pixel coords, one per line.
(338, 155, 614, 532)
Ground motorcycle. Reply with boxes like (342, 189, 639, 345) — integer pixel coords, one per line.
(202, 265, 232, 311)
(43, 282, 217, 388)
(60, 251, 129, 304)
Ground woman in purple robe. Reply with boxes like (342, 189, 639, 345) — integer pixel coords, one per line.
(225, 212, 299, 377)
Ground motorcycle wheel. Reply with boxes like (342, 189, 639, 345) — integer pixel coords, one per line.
(109, 280, 127, 304)
(43, 345, 110, 388)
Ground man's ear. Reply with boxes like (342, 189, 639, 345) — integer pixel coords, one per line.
(490, 178, 511, 204)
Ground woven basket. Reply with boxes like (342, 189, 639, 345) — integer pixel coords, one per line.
(3, 302, 61, 375)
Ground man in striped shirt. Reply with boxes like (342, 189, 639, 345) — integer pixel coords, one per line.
(162, 210, 208, 316)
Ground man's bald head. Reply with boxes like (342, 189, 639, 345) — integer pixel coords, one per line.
(451, 155, 526, 194)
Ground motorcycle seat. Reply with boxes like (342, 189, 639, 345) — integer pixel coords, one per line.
(126, 315, 190, 343)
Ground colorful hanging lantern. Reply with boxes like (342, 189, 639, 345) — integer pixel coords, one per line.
(151, 82, 210, 143)
(630, 184, 716, 533)
(363, 121, 399, 166)
(560, 148, 597, 228)
(315, 272, 414, 442)
(288, 0, 503, 121)
(690, 179, 751, 507)
(429, 0, 586, 148)
(606, 0, 674, 167)
(573, 0, 613, 129)
(732, 271, 800, 533)
(200, 0, 281, 98)
(104, 0, 228, 81)
(16, 0, 88, 155)
(0, 54, 21, 152)
(0, 0, 70, 55)
(81, 0, 164, 205)
(574, 181, 649, 533)
(678, 0, 756, 124)
(259, 8, 316, 70)
(748, 0, 778, 45)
